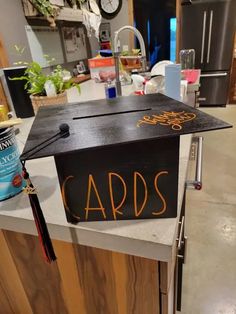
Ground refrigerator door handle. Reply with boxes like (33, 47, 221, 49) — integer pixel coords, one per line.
(207, 10, 213, 64)
(200, 72, 228, 77)
(201, 11, 207, 64)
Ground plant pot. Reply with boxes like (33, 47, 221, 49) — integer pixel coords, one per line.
(3, 67, 35, 118)
(120, 56, 142, 71)
(30, 92, 67, 114)
(120, 56, 128, 66)
(126, 56, 140, 66)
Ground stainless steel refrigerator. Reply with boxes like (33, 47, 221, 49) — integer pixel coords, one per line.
(181, 0, 236, 106)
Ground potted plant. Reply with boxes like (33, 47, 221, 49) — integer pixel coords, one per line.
(120, 49, 142, 70)
(12, 55, 80, 113)
(26, 0, 91, 27)
(26, 0, 59, 27)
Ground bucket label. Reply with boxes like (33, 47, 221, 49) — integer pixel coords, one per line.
(0, 132, 20, 176)
(0, 128, 24, 201)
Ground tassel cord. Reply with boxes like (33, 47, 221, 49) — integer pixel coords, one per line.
(19, 124, 70, 263)
(21, 161, 56, 263)
(30, 196, 51, 263)
(30, 192, 56, 261)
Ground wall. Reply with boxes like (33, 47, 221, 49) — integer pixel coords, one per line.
(103, 0, 130, 50)
(0, 0, 32, 65)
(0, 0, 132, 66)
(89, 35, 100, 57)
(0, 0, 99, 67)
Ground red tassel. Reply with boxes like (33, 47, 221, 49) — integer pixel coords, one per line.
(22, 167, 56, 263)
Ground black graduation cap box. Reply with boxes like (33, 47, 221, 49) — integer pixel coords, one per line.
(21, 94, 231, 223)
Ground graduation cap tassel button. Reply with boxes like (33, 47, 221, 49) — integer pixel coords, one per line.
(20, 124, 70, 161)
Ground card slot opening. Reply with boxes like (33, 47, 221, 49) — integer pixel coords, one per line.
(73, 108, 152, 120)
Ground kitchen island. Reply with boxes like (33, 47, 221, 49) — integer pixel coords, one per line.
(0, 82, 192, 314)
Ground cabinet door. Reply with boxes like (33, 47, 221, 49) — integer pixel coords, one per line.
(203, 0, 236, 72)
(161, 273, 175, 314)
(181, 1, 209, 69)
(199, 71, 230, 106)
(176, 235, 187, 312)
(175, 189, 187, 312)
(0, 229, 161, 314)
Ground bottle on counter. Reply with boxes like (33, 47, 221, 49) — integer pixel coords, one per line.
(180, 49, 195, 69)
(105, 80, 117, 99)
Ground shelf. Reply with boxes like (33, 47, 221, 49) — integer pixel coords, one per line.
(22, 0, 83, 23)
(56, 7, 83, 22)
(71, 74, 91, 84)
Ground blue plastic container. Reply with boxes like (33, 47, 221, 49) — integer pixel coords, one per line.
(165, 64, 181, 101)
(0, 127, 25, 201)
(105, 82, 117, 99)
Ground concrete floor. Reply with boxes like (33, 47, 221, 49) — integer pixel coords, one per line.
(181, 106, 236, 314)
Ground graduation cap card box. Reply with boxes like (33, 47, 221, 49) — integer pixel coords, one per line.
(21, 93, 231, 223)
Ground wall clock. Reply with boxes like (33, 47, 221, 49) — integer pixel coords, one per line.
(98, 0, 122, 19)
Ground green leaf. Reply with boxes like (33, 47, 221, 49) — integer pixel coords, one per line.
(76, 84, 81, 94)
(9, 76, 28, 81)
(14, 45, 20, 52)
(9, 52, 79, 96)
(20, 47, 25, 54)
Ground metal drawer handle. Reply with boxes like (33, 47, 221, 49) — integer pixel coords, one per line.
(177, 216, 185, 250)
(207, 10, 213, 64)
(177, 236, 188, 264)
(200, 72, 228, 78)
(201, 11, 207, 64)
(187, 136, 203, 190)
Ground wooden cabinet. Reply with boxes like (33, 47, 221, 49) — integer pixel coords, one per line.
(160, 190, 187, 314)
(229, 58, 236, 104)
(0, 226, 189, 314)
(0, 82, 9, 111)
(160, 249, 177, 314)
(229, 34, 236, 104)
(0, 168, 193, 314)
(0, 229, 162, 314)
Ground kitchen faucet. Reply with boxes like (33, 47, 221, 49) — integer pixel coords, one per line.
(114, 25, 147, 96)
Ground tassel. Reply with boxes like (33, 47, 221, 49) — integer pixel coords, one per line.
(22, 163, 56, 263)
(19, 123, 70, 263)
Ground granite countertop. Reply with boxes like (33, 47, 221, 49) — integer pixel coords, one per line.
(0, 81, 192, 262)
